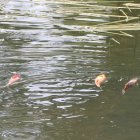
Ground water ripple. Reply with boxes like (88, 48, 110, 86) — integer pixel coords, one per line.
(0, 0, 121, 139)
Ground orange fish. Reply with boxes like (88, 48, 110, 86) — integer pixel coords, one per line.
(7, 72, 21, 86)
(95, 74, 107, 88)
(122, 78, 139, 94)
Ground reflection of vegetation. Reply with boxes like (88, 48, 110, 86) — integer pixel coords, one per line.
(55, 1, 140, 43)
(0, 0, 10, 10)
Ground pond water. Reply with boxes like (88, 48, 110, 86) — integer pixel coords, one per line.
(0, 0, 140, 140)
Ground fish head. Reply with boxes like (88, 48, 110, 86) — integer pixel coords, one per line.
(11, 73, 21, 80)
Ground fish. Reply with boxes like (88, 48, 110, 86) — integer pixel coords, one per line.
(95, 74, 107, 88)
(7, 72, 21, 86)
(122, 78, 139, 94)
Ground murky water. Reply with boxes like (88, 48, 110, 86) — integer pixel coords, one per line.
(0, 0, 140, 140)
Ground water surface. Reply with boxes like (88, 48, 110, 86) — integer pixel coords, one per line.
(0, 0, 140, 140)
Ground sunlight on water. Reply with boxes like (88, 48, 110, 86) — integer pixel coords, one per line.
(0, 0, 140, 140)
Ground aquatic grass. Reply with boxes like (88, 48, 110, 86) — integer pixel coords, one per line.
(56, 1, 140, 38)
(45, 1, 140, 10)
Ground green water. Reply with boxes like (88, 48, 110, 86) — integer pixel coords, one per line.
(0, 0, 140, 140)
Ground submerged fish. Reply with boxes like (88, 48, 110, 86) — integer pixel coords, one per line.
(122, 78, 139, 94)
(7, 72, 21, 86)
(95, 74, 107, 88)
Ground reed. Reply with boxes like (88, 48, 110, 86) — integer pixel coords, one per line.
(56, 1, 140, 38)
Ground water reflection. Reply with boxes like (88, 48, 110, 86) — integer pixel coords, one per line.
(0, 0, 140, 140)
